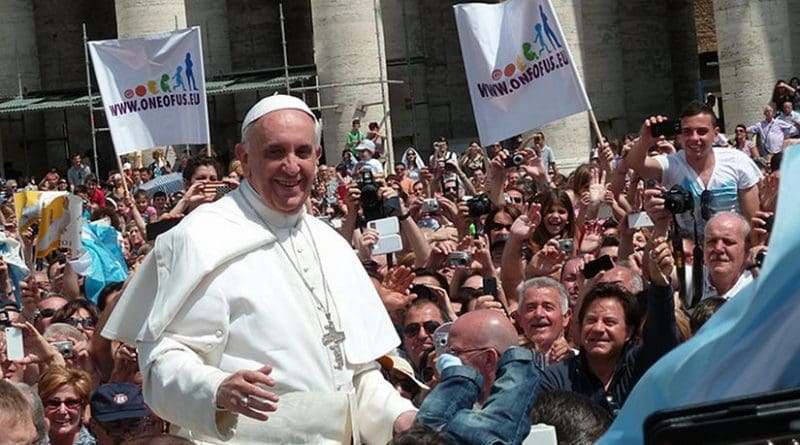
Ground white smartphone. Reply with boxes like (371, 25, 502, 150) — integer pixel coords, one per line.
(372, 233, 403, 255)
(4, 326, 24, 361)
(596, 203, 614, 219)
(367, 216, 400, 236)
(628, 211, 655, 229)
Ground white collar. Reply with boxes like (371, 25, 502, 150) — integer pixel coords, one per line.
(240, 180, 305, 230)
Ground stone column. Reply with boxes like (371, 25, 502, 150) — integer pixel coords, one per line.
(580, 0, 626, 139)
(619, 0, 674, 132)
(667, 0, 700, 115)
(185, 0, 231, 77)
(536, 0, 590, 172)
(310, 0, 393, 165)
(714, 0, 792, 130)
(0, 0, 41, 177)
(115, 0, 187, 39)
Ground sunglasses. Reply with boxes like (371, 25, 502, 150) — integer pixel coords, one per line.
(508, 196, 524, 204)
(444, 187, 458, 193)
(65, 318, 96, 329)
(45, 398, 82, 410)
(403, 320, 441, 338)
(35, 308, 56, 319)
(491, 223, 512, 231)
(701, 190, 712, 221)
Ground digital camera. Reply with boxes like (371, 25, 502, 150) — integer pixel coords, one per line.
(662, 185, 694, 214)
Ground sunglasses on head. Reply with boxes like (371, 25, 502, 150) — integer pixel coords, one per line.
(403, 320, 441, 338)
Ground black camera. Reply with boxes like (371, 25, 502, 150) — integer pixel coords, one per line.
(662, 185, 694, 214)
(359, 170, 383, 222)
(358, 170, 401, 223)
(503, 152, 525, 168)
(467, 194, 492, 217)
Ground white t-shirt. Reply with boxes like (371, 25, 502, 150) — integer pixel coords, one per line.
(655, 147, 762, 235)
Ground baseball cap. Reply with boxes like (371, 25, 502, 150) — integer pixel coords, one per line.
(356, 140, 376, 153)
(378, 355, 430, 391)
(241, 94, 318, 140)
(90, 382, 148, 423)
(122, 162, 132, 171)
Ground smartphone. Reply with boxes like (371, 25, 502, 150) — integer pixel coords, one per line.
(4, 327, 24, 361)
(483, 277, 498, 299)
(367, 216, 400, 236)
(650, 120, 682, 138)
(763, 214, 775, 232)
(583, 255, 615, 279)
(628, 212, 655, 229)
(372, 234, 403, 256)
(52, 340, 74, 359)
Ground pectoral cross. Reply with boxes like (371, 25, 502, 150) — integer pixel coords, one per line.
(322, 317, 346, 370)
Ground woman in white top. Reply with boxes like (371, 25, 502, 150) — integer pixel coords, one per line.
(401, 147, 426, 181)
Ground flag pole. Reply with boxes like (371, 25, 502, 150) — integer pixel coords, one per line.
(115, 155, 130, 196)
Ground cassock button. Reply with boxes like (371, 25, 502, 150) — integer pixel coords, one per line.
(303, 267, 309, 272)
(205, 344, 213, 351)
(215, 330, 223, 337)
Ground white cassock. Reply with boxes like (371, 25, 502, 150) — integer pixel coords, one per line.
(103, 180, 414, 444)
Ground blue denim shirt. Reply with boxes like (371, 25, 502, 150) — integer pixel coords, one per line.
(416, 347, 542, 445)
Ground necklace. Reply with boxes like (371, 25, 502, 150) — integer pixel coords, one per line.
(244, 195, 347, 370)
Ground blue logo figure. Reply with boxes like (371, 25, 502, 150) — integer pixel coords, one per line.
(185, 52, 198, 91)
(533, 23, 551, 55)
(539, 4, 562, 49)
(173, 65, 186, 91)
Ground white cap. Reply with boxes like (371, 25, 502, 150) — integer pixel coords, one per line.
(241, 94, 317, 140)
(356, 139, 376, 153)
(122, 162, 132, 170)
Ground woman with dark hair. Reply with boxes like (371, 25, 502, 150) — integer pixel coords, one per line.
(790, 77, 800, 109)
(771, 79, 795, 109)
(484, 205, 521, 245)
(52, 300, 99, 341)
(459, 140, 487, 177)
(730, 124, 759, 159)
(538, 239, 680, 416)
(532, 189, 576, 247)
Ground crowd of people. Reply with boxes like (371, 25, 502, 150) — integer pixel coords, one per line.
(0, 80, 793, 444)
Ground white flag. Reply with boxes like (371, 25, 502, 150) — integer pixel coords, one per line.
(454, 0, 591, 146)
(89, 27, 209, 155)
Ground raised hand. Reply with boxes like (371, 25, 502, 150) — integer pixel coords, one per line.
(588, 169, 608, 204)
(526, 239, 565, 278)
(509, 203, 542, 241)
(647, 237, 674, 287)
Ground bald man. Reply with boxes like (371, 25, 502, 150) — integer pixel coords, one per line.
(415, 310, 542, 445)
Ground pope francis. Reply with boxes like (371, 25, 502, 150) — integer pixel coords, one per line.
(102, 95, 416, 444)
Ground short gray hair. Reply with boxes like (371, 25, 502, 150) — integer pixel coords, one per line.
(242, 113, 323, 152)
(517, 277, 569, 314)
(705, 211, 751, 241)
(11, 383, 48, 445)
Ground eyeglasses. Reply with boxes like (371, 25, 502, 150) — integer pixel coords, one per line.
(34, 308, 56, 320)
(403, 320, 441, 338)
(65, 317, 96, 329)
(700, 190, 712, 221)
(45, 398, 82, 410)
(491, 223, 512, 231)
(444, 186, 458, 193)
(508, 196, 524, 204)
(445, 346, 491, 357)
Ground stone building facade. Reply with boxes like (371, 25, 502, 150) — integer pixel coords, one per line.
(1, 0, 798, 178)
